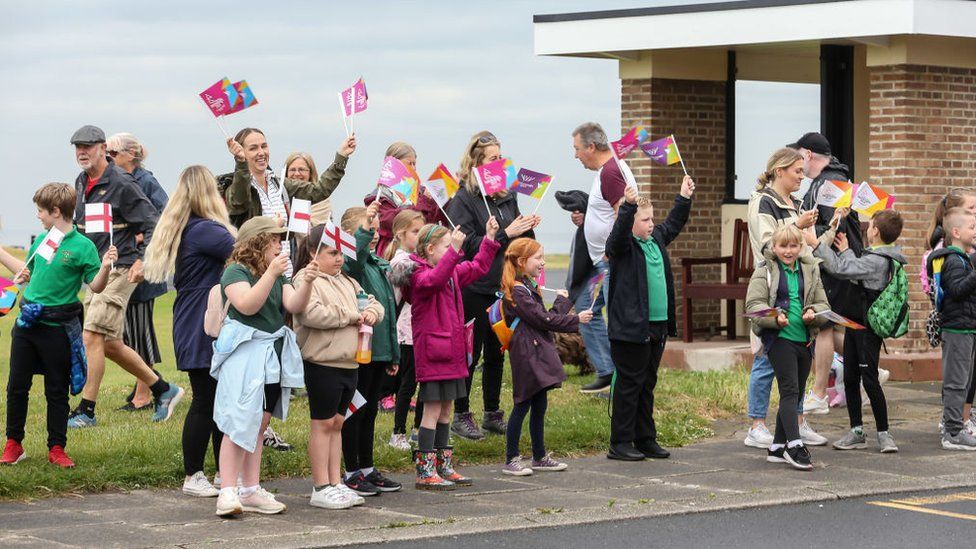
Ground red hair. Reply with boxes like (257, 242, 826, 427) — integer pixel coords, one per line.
(500, 238, 542, 305)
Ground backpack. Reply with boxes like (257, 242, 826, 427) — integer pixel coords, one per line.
(203, 284, 231, 338)
(866, 257, 909, 339)
(486, 293, 520, 352)
(925, 255, 946, 347)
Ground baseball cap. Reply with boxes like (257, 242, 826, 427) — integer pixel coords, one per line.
(70, 125, 106, 145)
(237, 216, 287, 244)
(786, 132, 831, 156)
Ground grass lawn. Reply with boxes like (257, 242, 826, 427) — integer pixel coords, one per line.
(0, 289, 749, 501)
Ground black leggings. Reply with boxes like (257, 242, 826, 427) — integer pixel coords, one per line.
(342, 362, 385, 471)
(6, 324, 71, 449)
(506, 390, 549, 462)
(456, 289, 503, 414)
(843, 328, 889, 432)
(393, 345, 423, 434)
(768, 338, 812, 444)
(181, 369, 223, 476)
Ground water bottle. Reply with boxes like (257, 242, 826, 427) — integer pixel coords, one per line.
(356, 290, 369, 312)
(356, 324, 373, 364)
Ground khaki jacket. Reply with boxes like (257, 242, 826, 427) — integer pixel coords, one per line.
(745, 249, 830, 343)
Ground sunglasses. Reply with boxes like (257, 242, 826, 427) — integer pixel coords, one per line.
(470, 133, 498, 152)
(107, 150, 119, 157)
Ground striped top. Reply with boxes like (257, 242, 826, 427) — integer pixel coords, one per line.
(250, 169, 293, 277)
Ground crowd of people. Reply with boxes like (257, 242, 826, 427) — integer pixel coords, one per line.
(0, 121, 972, 518)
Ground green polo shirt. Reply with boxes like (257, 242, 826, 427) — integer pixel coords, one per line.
(942, 245, 976, 334)
(636, 236, 668, 322)
(778, 260, 808, 343)
(24, 226, 101, 307)
(222, 263, 288, 356)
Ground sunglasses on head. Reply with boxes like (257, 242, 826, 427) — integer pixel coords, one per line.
(470, 133, 498, 152)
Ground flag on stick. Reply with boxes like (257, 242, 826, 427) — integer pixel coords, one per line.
(84, 203, 113, 234)
(815, 180, 854, 208)
(35, 227, 66, 262)
(345, 390, 367, 419)
(851, 182, 895, 216)
(585, 271, 606, 312)
(287, 198, 312, 235)
(318, 221, 357, 259)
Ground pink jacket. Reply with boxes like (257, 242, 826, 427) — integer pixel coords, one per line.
(410, 238, 500, 383)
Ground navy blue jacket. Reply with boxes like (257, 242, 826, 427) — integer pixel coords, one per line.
(129, 166, 169, 303)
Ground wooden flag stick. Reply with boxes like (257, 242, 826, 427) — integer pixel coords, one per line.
(530, 176, 553, 217)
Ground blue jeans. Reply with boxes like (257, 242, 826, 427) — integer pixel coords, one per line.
(747, 351, 805, 419)
(574, 260, 614, 378)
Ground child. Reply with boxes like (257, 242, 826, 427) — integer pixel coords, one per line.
(498, 238, 593, 476)
(408, 218, 500, 489)
(293, 224, 384, 509)
(748, 224, 829, 470)
(211, 216, 317, 517)
(805, 209, 906, 454)
(338, 203, 402, 496)
(387, 209, 427, 450)
(0, 183, 117, 468)
(925, 208, 976, 450)
(606, 177, 694, 462)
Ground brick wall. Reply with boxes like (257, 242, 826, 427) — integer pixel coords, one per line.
(869, 64, 976, 351)
(621, 77, 727, 338)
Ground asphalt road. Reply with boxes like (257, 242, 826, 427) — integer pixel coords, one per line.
(350, 488, 976, 549)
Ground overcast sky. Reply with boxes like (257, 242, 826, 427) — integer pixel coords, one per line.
(0, 0, 816, 252)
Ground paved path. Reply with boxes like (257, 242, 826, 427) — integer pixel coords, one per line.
(3, 382, 974, 548)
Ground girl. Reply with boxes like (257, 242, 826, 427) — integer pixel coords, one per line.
(211, 216, 318, 517)
(746, 224, 829, 471)
(338, 204, 402, 496)
(499, 238, 593, 475)
(387, 209, 427, 451)
(445, 131, 540, 440)
(143, 166, 236, 498)
(409, 219, 500, 489)
(293, 224, 384, 510)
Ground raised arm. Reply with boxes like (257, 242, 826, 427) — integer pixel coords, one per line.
(511, 285, 579, 334)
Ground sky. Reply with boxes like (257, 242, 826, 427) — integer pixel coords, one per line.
(0, 0, 816, 251)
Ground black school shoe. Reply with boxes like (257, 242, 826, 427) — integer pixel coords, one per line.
(366, 470, 402, 492)
(635, 440, 670, 459)
(345, 471, 380, 496)
(607, 443, 645, 461)
(784, 445, 814, 471)
(581, 375, 613, 394)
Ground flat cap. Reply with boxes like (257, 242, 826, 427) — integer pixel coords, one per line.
(70, 125, 106, 145)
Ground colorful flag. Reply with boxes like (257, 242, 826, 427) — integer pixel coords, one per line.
(36, 226, 65, 262)
(610, 127, 641, 159)
(851, 182, 895, 217)
(465, 318, 475, 366)
(513, 168, 552, 199)
(226, 80, 258, 114)
(474, 158, 508, 196)
(345, 390, 367, 419)
(287, 198, 312, 234)
(0, 277, 19, 316)
(199, 78, 234, 117)
(815, 180, 854, 208)
(322, 221, 357, 259)
(424, 164, 460, 208)
(587, 271, 606, 306)
(640, 136, 681, 166)
(377, 156, 414, 188)
(742, 307, 782, 319)
(340, 77, 368, 117)
(84, 203, 112, 234)
(815, 310, 866, 330)
(502, 158, 519, 189)
(393, 176, 419, 205)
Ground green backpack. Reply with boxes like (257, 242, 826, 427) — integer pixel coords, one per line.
(866, 257, 909, 339)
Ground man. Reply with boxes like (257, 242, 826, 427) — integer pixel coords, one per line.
(571, 122, 637, 394)
(66, 125, 183, 428)
(792, 132, 865, 415)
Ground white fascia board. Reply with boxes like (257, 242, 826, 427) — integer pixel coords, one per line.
(913, 0, 976, 39)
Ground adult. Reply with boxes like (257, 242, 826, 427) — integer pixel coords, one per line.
(106, 132, 168, 412)
(743, 147, 826, 448)
(570, 122, 634, 394)
(144, 165, 236, 498)
(66, 125, 182, 428)
(446, 131, 540, 439)
(793, 132, 862, 415)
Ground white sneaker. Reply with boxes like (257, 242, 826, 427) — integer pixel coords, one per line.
(799, 419, 828, 446)
(388, 433, 411, 451)
(744, 424, 773, 449)
(878, 368, 890, 385)
(183, 471, 219, 498)
(803, 391, 830, 415)
(967, 419, 976, 437)
(310, 485, 355, 510)
(335, 482, 365, 506)
(239, 487, 286, 514)
(215, 488, 242, 517)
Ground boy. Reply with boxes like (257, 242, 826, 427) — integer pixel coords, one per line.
(605, 175, 694, 461)
(804, 208, 906, 453)
(925, 208, 976, 450)
(0, 183, 116, 467)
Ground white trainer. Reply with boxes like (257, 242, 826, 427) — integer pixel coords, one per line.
(183, 471, 219, 498)
(799, 419, 828, 446)
(310, 486, 355, 510)
(239, 487, 286, 514)
(335, 482, 365, 506)
(744, 423, 774, 449)
(215, 488, 242, 517)
(803, 391, 830, 415)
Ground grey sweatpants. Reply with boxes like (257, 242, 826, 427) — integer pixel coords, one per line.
(942, 332, 976, 436)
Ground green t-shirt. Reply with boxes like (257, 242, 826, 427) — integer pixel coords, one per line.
(636, 236, 668, 321)
(24, 226, 101, 307)
(778, 260, 808, 343)
(221, 263, 288, 354)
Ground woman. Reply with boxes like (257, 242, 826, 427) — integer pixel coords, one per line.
(106, 133, 168, 411)
(743, 147, 826, 450)
(144, 165, 236, 498)
(284, 152, 319, 185)
(445, 131, 539, 439)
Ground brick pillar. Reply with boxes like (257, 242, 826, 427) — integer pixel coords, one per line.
(869, 64, 976, 351)
(622, 77, 727, 338)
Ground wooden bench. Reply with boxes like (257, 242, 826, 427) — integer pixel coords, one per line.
(680, 219, 754, 342)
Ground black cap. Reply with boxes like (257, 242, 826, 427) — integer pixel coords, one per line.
(70, 125, 106, 145)
(786, 132, 831, 156)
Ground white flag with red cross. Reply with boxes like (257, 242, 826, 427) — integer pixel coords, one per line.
(287, 198, 312, 235)
(36, 226, 66, 262)
(344, 390, 367, 419)
(322, 221, 357, 259)
(84, 203, 113, 233)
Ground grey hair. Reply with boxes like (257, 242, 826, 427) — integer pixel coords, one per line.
(107, 132, 147, 163)
(572, 122, 610, 151)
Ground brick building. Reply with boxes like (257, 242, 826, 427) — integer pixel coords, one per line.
(534, 0, 976, 360)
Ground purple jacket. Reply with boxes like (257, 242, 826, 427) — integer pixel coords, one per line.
(410, 238, 500, 383)
(507, 282, 578, 404)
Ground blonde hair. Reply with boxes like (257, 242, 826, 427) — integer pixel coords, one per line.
(636, 196, 653, 209)
(144, 166, 237, 282)
(943, 207, 973, 248)
(341, 206, 367, 235)
(385, 141, 417, 161)
(385, 209, 425, 260)
(416, 224, 449, 260)
(756, 147, 804, 190)
(283, 152, 318, 183)
(107, 132, 147, 165)
(770, 223, 803, 247)
(459, 130, 503, 195)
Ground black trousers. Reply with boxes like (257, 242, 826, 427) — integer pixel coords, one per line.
(6, 323, 72, 449)
(609, 322, 667, 445)
(768, 338, 812, 444)
(393, 344, 423, 434)
(342, 362, 386, 471)
(506, 389, 549, 461)
(843, 328, 889, 432)
(181, 369, 223, 476)
(456, 289, 503, 414)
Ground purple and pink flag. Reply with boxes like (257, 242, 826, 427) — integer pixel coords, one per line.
(610, 125, 649, 159)
(474, 158, 510, 196)
(513, 168, 552, 200)
(199, 77, 258, 117)
(340, 78, 368, 117)
(641, 135, 681, 166)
